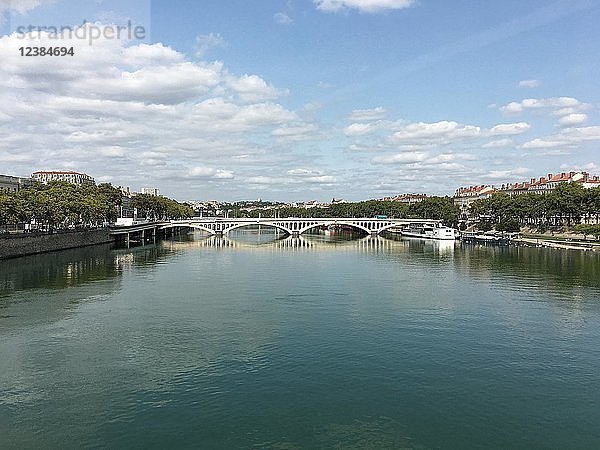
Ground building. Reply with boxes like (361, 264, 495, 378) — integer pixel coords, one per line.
(493, 172, 598, 196)
(387, 193, 428, 204)
(31, 171, 95, 185)
(583, 176, 600, 189)
(0, 174, 33, 193)
(454, 170, 600, 221)
(117, 186, 135, 219)
(141, 187, 160, 196)
(453, 185, 496, 219)
(498, 181, 531, 197)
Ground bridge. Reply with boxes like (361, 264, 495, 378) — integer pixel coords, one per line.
(160, 217, 441, 236)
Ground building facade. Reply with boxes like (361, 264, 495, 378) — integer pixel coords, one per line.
(0, 174, 33, 193)
(455, 171, 600, 218)
(141, 187, 160, 196)
(388, 193, 428, 204)
(453, 185, 496, 220)
(31, 171, 95, 185)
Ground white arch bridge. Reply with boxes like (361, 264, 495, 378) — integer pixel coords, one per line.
(161, 217, 442, 236)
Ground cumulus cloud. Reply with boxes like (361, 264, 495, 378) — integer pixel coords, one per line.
(372, 151, 428, 164)
(346, 107, 387, 121)
(390, 121, 481, 144)
(371, 151, 476, 173)
(247, 172, 336, 185)
(518, 79, 540, 88)
(188, 167, 234, 179)
(227, 74, 289, 103)
(0, 0, 51, 19)
(487, 122, 530, 136)
(521, 126, 600, 149)
(274, 12, 293, 24)
(314, 0, 416, 13)
(344, 120, 389, 137)
(558, 113, 587, 127)
(272, 123, 320, 142)
(482, 138, 513, 149)
(499, 97, 587, 116)
(486, 168, 531, 179)
(194, 32, 226, 58)
(344, 116, 531, 155)
(0, 25, 324, 196)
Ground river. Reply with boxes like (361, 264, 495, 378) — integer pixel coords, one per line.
(1, 230, 599, 449)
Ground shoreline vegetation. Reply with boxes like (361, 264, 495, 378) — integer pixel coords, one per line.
(469, 183, 600, 238)
(0, 181, 193, 233)
(1, 181, 599, 254)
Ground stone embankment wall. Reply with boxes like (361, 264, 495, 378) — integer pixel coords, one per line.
(0, 229, 114, 259)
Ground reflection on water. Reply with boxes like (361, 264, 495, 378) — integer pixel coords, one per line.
(1, 230, 600, 448)
(0, 242, 186, 332)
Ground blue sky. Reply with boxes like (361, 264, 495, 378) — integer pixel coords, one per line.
(1, 0, 599, 201)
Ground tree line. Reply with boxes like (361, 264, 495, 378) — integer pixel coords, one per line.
(230, 197, 460, 226)
(470, 183, 600, 234)
(130, 193, 194, 221)
(0, 182, 192, 231)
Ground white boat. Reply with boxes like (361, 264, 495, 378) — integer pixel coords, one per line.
(401, 224, 457, 240)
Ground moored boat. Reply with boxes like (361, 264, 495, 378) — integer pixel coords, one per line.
(400, 224, 457, 240)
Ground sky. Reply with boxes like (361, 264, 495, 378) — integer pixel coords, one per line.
(0, 0, 599, 201)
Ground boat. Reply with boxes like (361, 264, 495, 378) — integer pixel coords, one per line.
(460, 231, 517, 245)
(400, 224, 457, 240)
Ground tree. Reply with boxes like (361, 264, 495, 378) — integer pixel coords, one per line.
(575, 224, 600, 240)
(0, 181, 128, 230)
(496, 218, 521, 232)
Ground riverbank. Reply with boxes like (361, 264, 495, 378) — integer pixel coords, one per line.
(514, 235, 600, 251)
(0, 229, 114, 259)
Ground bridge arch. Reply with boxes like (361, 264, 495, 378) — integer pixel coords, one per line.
(329, 221, 373, 235)
(297, 221, 329, 235)
(297, 221, 373, 235)
(374, 223, 403, 234)
(223, 222, 293, 236)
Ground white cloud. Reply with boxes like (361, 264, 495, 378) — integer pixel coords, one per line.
(487, 122, 530, 136)
(306, 175, 336, 183)
(0, 0, 51, 18)
(272, 123, 320, 142)
(344, 120, 389, 137)
(194, 32, 226, 58)
(499, 97, 587, 116)
(274, 12, 293, 24)
(391, 121, 481, 144)
(425, 153, 476, 164)
(227, 74, 289, 103)
(188, 167, 234, 179)
(317, 80, 334, 89)
(518, 79, 540, 88)
(346, 107, 387, 121)
(314, 0, 416, 13)
(521, 138, 565, 149)
(246, 173, 336, 185)
(372, 151, 428, 164)
(558, 113, 587, 127)
(521, 126, 600, 149)
(0, 26, 320, 196)
(486, 168, 531, 179)
(482, 138, 513, 148)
